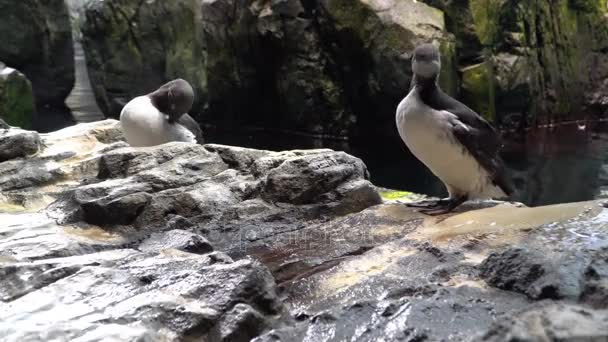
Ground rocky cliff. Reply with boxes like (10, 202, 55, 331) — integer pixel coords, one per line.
(0, 0, 74, 112)
(1, 120, 607, 341)
(81, 0, 456, 140)
(81, 0, 207, 118)
(80, 0, 608, 138)
(425, 0, 608, 127)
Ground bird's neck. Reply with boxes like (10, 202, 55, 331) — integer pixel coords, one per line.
(411, 74, 439, 101)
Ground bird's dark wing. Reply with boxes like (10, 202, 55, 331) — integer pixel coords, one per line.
(177, 114, 204, 144)
(425, 89, 513, 196)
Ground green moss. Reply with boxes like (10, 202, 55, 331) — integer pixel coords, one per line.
(0, 69, 35, 129)
(163, 1, 207, 102)
(324, 0, 418, 53)
(439, 40, 458, 97)
(469, 0, 504, 45)
(461, 62, 495, 121)
(379, 190, 414, 201)
(323, 0, 378, 42)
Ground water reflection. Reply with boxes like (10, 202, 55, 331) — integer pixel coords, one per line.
(205, 122, 608, 207)
(502, 123, 608, 206)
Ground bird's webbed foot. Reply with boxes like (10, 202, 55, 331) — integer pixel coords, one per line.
(419, 196, 467, 216)
(405, 198, 450, 209)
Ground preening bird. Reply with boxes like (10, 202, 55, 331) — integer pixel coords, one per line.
(120, 79, 204, 147)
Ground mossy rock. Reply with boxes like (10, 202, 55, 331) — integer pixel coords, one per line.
(461, 62, 495, 121)
(0, 66, 35, 129)
(0, 0, 74, 108)
(469, 0, 505, 46)
(439, 40, 458, 97)
(568, 0, 606, 13)
(320, 0, 457, 135)
(81, 0, 207, 117)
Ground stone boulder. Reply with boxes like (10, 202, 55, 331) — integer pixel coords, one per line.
(0, 120, 125, 215)
(0, 234, 282, 341)
(50, 142, 381, 254)
(81, 0, 207, 117)
(0, 0, 74, 109)
(0, 119, 384, 341)
(0, 119, 381, 255)
(0, 63, 35, 129)
(0, 125, 40, 163)
(478, 303, 608, 341)
(2, 120, 608, 340)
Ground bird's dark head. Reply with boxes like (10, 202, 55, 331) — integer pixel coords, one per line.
(412, 44, 441, 79)
(148, 78, 194, 123)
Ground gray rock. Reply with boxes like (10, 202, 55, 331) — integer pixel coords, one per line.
(260, 151, 372, 205)
(50, 139, 381, 248)
(0, 127, 40, 162)
(0, 0, 74, 109)
(480, 245, 608, 303)
(5, 121, 608, 341)
(139, 230, 214, 255)
(480, 247, 567, 300)
(0, 120, 123, 206)
(0, 64, 35, 129)
(211, 303, 268, 342)
(477, 303, 608, 341)
(205, 144, 273, 170)
(0, 250, 281, 341)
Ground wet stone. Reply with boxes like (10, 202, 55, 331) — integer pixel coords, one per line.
(139, 229, 214, 254)
(210, 303, 268, 342)
(0, 251, 282, 341)
(477, 303, 608, 341)
(3, 120, 608, 340)
(0, 128, 40, 162)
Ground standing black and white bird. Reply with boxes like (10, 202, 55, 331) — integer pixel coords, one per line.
(396, 44, 512, 215)
(120, 79, 204, 147)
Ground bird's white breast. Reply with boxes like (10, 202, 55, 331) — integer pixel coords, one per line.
(120, 96, 196, 147)
(396, 89, 503, 199)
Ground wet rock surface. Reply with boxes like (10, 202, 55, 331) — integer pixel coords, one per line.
(253, 201, 608, 341)
(0, 120, 379, 341)
(478, 303, 608, 342)
(2, 120, 608, 341)
(0, 127, 40, 163)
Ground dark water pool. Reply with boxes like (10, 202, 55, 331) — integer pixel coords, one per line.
(205, 122, 608, 207)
